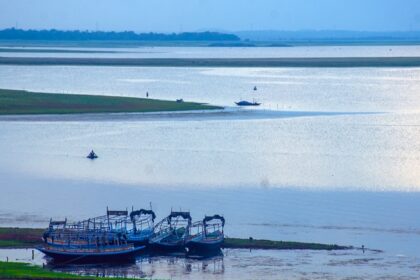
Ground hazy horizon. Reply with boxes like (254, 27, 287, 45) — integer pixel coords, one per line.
(2, 27, 420, 34)
(1, 0, 420, 33)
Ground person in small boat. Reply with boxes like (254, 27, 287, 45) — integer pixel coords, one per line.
(88, 150, 97, 158)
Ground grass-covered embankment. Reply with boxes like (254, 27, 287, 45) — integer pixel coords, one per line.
(0, 89, 221, 115)
(0, 228, 43, 248)
(224, 237, 350, 250)
(0, 261, 140, 279)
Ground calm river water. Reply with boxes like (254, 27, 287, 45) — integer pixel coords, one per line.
(0, 46, 420, 279)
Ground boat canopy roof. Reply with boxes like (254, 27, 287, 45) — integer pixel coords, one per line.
(130, 209, 156, 221)
(203, 215, 225, 227)
(49, 219, 67, 226)
(168, 211, 191, 222)
(107, 210, 128, 216)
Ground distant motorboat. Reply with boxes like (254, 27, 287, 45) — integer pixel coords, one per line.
(87, 150, 98, 159)
(176, 98, 184, 103)
(254, 86, 257, 91)
(235, 100, 261, 106)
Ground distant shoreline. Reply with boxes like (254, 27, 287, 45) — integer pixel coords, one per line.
(1, 56, 420, 67)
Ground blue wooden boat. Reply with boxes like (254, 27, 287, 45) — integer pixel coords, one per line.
(37, 243, 144, 263)
(100, 208, 155, 247)
(186, 215, 225, 254)
(39, 218, 145, 263)
(127, 209, 156, 246)
(149, 211, 191, 252)
(54, 208, 155, 248)
(235, 100, 261, 106)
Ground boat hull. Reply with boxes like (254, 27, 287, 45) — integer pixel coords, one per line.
(149, 231, 186, 252)
(186, 238, 224, 254)
(37, 245, 145, 264)
(235, 102, 261, 106)
(128, 239, 149, 247)
(127, 231, 153, 247)
(150, 241, 185, 252)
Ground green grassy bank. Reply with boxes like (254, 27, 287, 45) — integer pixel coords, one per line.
(0, 228, 43, 248)
(224, 237, 350, 250)
(0, 89, 221, 115)
(0, 261, 139, 279)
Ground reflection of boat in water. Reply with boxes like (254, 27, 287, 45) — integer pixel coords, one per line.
(235, 100, 261, 106)
(149, 211, 192, 252)
(186, 215, 225, 254)
(39, 219, 144, 263)
(86, 150, 98, 159)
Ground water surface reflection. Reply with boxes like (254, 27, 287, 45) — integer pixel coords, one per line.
(2, 248, 419, 280)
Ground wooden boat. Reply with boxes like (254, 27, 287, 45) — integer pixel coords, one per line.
(235, 100, 261, 106)
(127, 209, 156, 246)
(186, 215, 225, 254)
(149, 211, 191, 251)
(37, 243, 144, 263)
(67, 209, 129, 238)
(52, 208, 155, 248)
(39, 218, 144, 263)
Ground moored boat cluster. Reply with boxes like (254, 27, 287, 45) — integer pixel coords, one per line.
(38, 208, 225, 263)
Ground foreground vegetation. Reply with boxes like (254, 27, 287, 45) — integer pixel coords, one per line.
(0, 89, 221, 115)
(0, 261, 93, 279)
(224, 237, 350, 250)
(0, 261, 140, 279)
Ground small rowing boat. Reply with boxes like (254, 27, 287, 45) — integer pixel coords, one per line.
(86, 150, 98, 159)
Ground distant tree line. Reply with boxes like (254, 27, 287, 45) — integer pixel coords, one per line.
(0, 28, 241, 41)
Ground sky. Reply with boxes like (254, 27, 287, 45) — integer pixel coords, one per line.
(0, 0, 420, 32)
